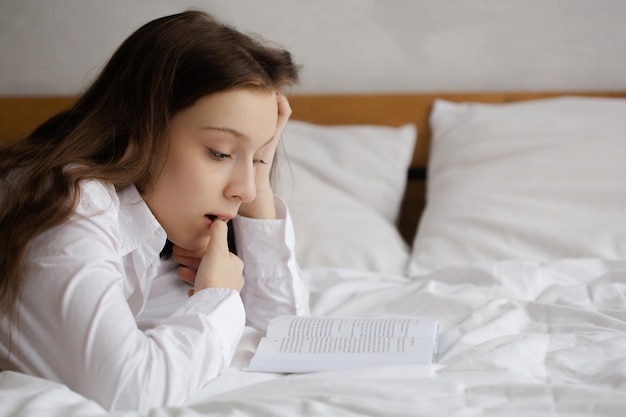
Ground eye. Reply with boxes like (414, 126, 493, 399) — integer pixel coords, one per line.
(207, 149, 232, 161)
(253, 159, 267, 166)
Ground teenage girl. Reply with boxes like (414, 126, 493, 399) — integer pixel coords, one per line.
(0, 10, 309, 412)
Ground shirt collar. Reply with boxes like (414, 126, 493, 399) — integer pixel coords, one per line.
(117, 185, 167, 257)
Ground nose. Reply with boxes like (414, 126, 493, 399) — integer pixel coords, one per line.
(225, 163, 256, 203)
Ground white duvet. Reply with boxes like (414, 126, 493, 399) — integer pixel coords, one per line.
(2, 257, 626, 417)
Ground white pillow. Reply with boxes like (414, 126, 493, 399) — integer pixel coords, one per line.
(409, 96, 626, 275)
(274, 120, 416, 273)
(279, 121, 416, 225)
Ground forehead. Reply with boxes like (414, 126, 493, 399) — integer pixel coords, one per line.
(174, 89, 278, 138)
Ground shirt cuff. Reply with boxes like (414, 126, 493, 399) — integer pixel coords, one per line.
(231, 196, 295, 271)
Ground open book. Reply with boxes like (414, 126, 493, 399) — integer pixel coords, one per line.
(245, 315, 439, 373)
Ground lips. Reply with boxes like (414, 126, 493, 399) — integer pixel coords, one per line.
(205, 214, 234, 224)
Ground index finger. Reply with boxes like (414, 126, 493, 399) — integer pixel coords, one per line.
(205, 220, 229, 255)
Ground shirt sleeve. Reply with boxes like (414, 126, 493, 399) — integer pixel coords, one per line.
(8, 189, 245, 413)
(232, 196, 310, 330)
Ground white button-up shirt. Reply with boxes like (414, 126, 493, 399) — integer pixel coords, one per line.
(0, 180, 309, 412)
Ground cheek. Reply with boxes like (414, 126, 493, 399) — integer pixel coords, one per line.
(148, 153, 196, 214)
(156, 153, 231, 206)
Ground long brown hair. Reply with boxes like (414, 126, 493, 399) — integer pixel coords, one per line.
(0, 10, 300, 318)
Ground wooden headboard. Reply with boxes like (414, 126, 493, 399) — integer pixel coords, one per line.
(2, 91, 626, 242)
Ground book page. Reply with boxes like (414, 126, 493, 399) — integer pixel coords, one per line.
(258, 335, 430, 356)
(246, 316, 439, 373)
(266, 316, 437, 339)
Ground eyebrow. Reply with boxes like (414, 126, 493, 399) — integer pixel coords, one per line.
(202, 126, 275, 148)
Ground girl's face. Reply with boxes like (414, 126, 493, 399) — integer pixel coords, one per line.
(143, 88, 278, 251)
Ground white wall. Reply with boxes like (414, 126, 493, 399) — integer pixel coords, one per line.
(1, 0, 625, 95)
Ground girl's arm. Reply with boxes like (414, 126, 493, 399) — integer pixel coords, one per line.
(233, 196, 310, 330)
(233, 93, 309, 328)
(4, 181, 245, 413)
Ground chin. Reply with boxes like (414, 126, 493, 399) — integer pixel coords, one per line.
(188, 239, 210, 252)
(171, 236, 210, 253)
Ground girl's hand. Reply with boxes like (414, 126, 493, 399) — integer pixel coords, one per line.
(172, 220, 244, 296)
(238, 92, 292, 219)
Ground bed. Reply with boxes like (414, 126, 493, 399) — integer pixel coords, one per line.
(1, 91, 626, 416)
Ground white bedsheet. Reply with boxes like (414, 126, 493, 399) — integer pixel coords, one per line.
(2, 257, 626, 417)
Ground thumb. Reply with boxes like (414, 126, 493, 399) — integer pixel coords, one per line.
(205, 220, 229, 255)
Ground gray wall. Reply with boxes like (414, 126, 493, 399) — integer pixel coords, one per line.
(1, 0, 625, 95)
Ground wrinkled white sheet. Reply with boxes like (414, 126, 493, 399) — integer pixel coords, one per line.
(2, 257, 626, 417)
